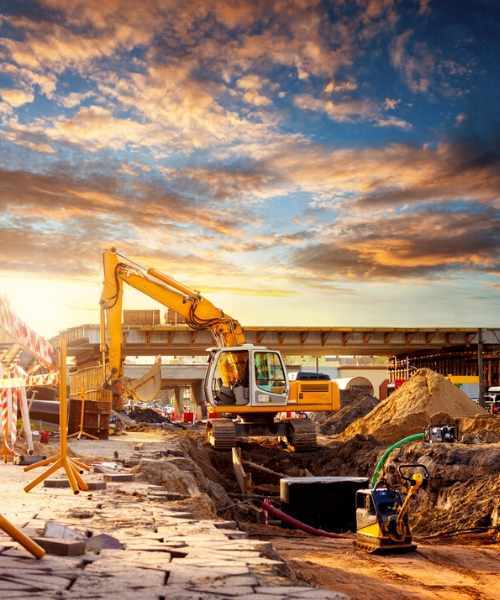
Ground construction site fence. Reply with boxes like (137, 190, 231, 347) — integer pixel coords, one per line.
(70, 365, 112, 403)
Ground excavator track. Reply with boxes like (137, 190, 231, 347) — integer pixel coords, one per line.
(285, 419, 318, 452)
(206, 418, 237, 450)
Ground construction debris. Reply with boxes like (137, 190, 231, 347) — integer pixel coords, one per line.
(127, 406, 171, 424)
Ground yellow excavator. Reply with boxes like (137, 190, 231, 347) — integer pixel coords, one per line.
(100, 248, 340, 450)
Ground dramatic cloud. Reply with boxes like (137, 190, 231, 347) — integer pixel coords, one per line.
(0, 87, 34, 107)
(293, 94, 411, 129)
(292, 208, 500, 281)
(0, 166, 250, 276)
(180, 133, 500, 211)
(0, 1, 498, 329)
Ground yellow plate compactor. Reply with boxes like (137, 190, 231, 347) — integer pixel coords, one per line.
(355, 463, 429, 554)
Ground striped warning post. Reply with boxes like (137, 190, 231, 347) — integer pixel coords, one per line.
(10, 386, 19, 452)
(1, 387, 11, 460)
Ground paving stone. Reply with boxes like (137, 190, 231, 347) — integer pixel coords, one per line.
(256, 586, 317, 595)
(188, 550, 261, 559)
(189, 584, 254, 596)
(44, 478, 70, 489)
(8, 570, 72, 587)
(32, 537, 86, 556)
(78, 572, 166, 593)
(233, 596, 290, 600)
(224, 531, 249, 540)
(159, 585, 212, 599)
(103, 473, 135, 482)
(223, 575, 259, 586)
(0, 580, 39, 592)
(213, 520, 238, 530)
(14, 454, 48, 466)
(168, 564, 250, 584)
(0, 593, 49, 599)
(64, 574, 111, 593)
(86, 480, 107, 491)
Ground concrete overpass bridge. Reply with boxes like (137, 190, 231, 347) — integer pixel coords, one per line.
(56, 323, 500, 393)
(59, 323, 500, 364)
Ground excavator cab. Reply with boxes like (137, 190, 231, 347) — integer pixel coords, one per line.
(205, 345, 288, 408)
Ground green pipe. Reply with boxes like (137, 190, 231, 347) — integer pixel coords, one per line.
(370, 432, 425, 488)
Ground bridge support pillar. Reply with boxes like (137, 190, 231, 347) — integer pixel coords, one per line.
(191, 380, 206, 421)
(172, 386, 183, 421)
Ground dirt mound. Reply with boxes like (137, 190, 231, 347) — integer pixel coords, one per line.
(128, 406, 170, 423)
(386, 441, 500, 537)
(459, 415, 500, 444)
(318, 392, 379, 435)
(338, 369, 485, 444)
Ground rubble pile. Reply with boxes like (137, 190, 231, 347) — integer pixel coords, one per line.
(338, 369, 485, 443)
(136, 433, 232, 518)
(127, 406, 171, 424)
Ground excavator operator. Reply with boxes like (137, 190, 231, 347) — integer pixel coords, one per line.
(214, 351, 249, 406)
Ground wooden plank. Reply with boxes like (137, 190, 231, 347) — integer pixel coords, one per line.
(232, 447, 252, 496)
(242, 460, 284, 480)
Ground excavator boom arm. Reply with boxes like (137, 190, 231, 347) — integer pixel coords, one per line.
(100, 248, 245, 378)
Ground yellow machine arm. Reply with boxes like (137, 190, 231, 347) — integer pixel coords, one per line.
(396, 471, 424, 537)
(99, 248, 245, 380)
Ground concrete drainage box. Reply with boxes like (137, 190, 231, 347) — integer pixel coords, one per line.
(280, 476, 369, 533)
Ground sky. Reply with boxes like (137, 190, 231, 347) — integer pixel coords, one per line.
(0, 0, 499, 337)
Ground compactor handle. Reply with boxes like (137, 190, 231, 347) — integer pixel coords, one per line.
(398, 463, 429, 485)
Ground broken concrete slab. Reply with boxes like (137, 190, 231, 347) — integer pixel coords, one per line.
(45, 521, 86, 540)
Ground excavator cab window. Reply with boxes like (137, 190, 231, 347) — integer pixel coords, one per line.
(254, 352, 286, 395)
(211, 350, 250, 406)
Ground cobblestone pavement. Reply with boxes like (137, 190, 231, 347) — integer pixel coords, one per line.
(0, 439, 347, 599)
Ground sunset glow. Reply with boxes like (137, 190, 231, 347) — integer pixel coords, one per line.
(0, 1, 499, 335)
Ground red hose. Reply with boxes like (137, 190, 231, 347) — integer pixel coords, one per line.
(261, 498, 342, 538)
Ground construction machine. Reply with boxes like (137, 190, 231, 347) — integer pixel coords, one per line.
(99, 248, 340, 450)
(355, 463, 429, 553)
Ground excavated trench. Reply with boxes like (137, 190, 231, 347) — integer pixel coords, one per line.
(136, 371, 499, 542)
(177, 429, 499, 542)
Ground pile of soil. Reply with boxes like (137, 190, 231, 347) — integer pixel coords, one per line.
(318, 391, 379, 435)
(459, 414, 500, 443)
(338, 369, 485, 444)
(128, 406, 170, 423)
(386, 441, 500, 538)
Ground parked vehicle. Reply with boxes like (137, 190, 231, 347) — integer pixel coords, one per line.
(485, 386, 500, 411)
(296, 371, 331, 381)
